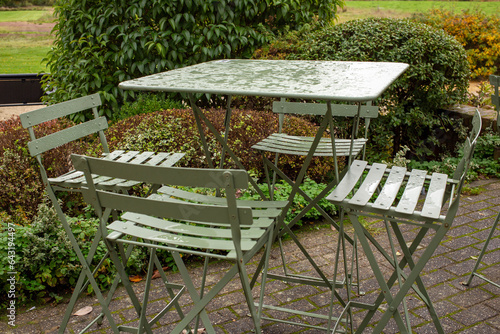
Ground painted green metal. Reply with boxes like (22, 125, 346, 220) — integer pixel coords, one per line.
(326, 110, 482, 333)
(119, 59, 409, 332)
(20, 94, 185, 334)
(249, 99, 380, 330)
(491, 74, 499, 132)
(465, 74, 500, 289)
(119, 59, 409, 102)
(72, 154, 287, 334)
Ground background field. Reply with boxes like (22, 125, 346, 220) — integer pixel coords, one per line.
(1, 2, 500, 73)
(338, 1, 500, 22)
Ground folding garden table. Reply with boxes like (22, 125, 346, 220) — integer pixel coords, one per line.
(119, 59, 408, 330)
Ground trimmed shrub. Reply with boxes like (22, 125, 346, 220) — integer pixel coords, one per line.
(413, 9, 500, 79)
(255, 18, 471, 161)
(0, 200, 148, 306)
(0, 118, 90, 221)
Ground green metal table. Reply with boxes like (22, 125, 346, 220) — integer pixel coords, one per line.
(119, 59, 409, 330)
(119, 59, 408, 212)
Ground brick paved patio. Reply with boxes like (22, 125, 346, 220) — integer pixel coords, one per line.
(2, 178, 500, 333)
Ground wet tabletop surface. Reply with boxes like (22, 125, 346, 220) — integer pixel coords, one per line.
(119, 59, 409, 102)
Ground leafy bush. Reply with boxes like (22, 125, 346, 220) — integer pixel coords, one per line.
(0, 200, 149, 306)
(240, 178, 337, 226)
(409, 132, 500, 180)
(254, 18, 471, 161)
(413, 9, 500, 79)
(117, 93, 186, 121)
(42, 0, 339, 121)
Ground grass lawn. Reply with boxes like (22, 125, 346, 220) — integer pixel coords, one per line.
(0, 9, 54, 22)
(0, 46, 51, 73)
(337, 1, 500, 23)
(0, 7, 54, 74)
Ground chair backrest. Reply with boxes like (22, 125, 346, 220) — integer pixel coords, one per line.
(490, 74, 499, 132)
(20, 94, 109, 183)
(71, 154, 253, 228)
(273, 99, 379, 135)
(20, 93, 109, 158)
(446, 109, 482, 215)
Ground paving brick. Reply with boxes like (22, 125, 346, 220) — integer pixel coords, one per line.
(9, 178, 500, 333)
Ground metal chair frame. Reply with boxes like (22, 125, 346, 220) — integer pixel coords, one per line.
(72, 154, 287, 333)
(327, 110, 482, 333)
(465, 74, 500, 289)
(250, 100, 378, 331)
(20, 94, 184, 333)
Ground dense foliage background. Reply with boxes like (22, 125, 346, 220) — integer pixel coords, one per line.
(42, 0, 340, 121)
(413, 9, 500, 79)
(2, 1, 500, 307)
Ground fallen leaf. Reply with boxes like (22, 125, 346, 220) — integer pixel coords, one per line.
(152, 266, 169, 279)
(73, 306, 93, 316)
(129, 275, 143, 282)
(181, 329, 206, 334)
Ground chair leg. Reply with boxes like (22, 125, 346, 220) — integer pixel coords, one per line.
(465, 211, 500, 287)
(348, 212, 448, 334)
(169, 252, 220, 334)
(49, 200, 120, 334)
(105, 240, 154, 334)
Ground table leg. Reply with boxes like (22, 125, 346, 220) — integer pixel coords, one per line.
(187, 94, 268, 200)
(347, 211, 447, 333)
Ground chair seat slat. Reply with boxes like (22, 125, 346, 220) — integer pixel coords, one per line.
(253, 134, 367, 157)
(159, 152, 185, 167)
(372, 166, 407, 210)
(115, 151, 140, 162)
(327, 160, 368, 202)
(121, 212, 267, 240)
(156, 186, 287, 210)
(108, 220, 257, 251)
(349, 163, 387, 206)
(395, 169, 428, 215)
(421, 173, 448, 219)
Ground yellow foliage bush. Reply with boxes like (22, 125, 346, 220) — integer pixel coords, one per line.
(413, 9, 500, 79)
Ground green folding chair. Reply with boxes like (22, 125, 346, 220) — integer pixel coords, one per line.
(20, 94, 184, 333)
(327, 110, 482, 333)
(251, 100, 378, 330)
(465, 74, 500, 289)
(71, 154, 288, 334)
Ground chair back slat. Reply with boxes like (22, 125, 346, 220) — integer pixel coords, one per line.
(72, 154, 249, 190)
(490, 74, 499, 132)
(93, 191, 254, 226)
(453, 111, 481, 184)
(20, 93, 101, 128)
(273, 101, 379, 118)
(27, 117, 108, 157)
